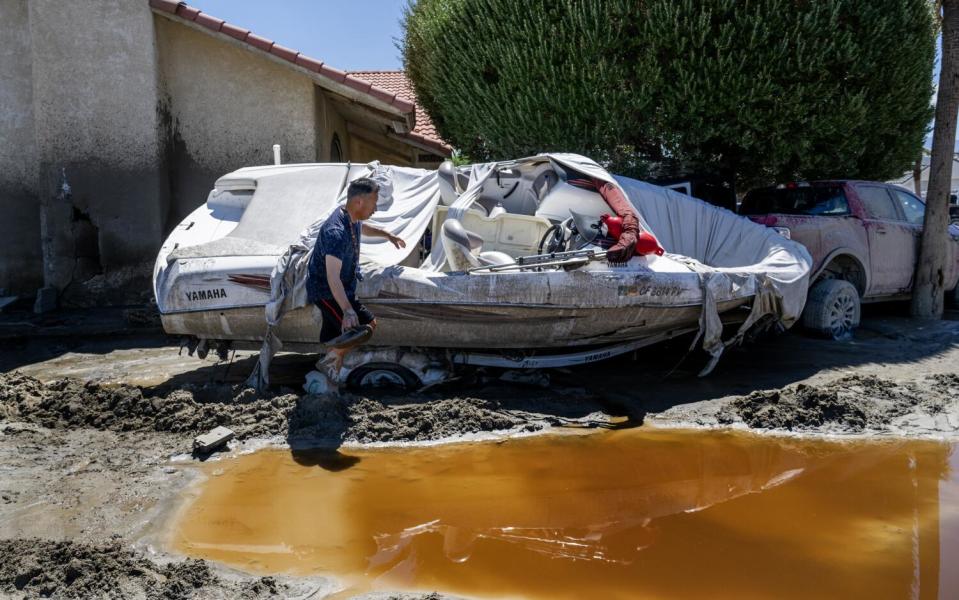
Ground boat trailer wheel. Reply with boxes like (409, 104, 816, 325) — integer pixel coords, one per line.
(346, 362, 421, 391)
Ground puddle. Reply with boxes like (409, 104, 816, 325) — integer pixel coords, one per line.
(170, 429, 959, 599)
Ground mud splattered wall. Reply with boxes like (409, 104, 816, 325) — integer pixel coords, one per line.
(0, 0, 42, 296)
(0, 1, 435, 305)
(28, 0, 168, 302)
(154, 17, 318, 225)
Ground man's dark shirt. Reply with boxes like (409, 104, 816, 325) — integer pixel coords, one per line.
(307, 207, 362, 302)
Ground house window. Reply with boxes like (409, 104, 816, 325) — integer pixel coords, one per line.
(330, 134, 343, 162)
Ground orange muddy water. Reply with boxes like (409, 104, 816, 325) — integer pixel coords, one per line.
(171, 430, 959, 599)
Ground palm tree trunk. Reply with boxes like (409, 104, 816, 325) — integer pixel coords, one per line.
(912, 0, 959, 318)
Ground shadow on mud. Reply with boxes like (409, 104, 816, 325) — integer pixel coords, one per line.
(290, 448, 362, 471)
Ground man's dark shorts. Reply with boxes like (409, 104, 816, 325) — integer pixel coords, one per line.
(315, 297, 376, 343)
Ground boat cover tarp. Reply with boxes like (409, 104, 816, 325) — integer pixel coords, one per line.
(245, 154, 811, 389)
(618, 177, 812, 372)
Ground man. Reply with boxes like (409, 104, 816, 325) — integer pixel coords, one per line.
(306, 177, 405, 380)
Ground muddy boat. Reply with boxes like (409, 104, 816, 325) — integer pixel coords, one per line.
(153, 154, 811, 386)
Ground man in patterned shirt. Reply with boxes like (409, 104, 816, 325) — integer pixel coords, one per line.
(306, 178, 405, 380)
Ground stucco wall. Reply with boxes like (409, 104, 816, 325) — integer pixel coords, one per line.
(0, 0, 42, 295)
(28, 0, 167, 299)
(155, 17, 318, 224)
(0, 1, 431, 303)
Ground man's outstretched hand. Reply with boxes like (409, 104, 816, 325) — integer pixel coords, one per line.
(388, 234, 406, 249)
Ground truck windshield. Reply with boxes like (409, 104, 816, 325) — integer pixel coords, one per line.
(740, 186, 849, 216)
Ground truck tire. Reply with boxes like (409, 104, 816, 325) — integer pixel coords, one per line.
(802, 279, 861, 340)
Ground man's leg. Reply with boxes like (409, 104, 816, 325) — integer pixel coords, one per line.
(326, 299, 376, 378)
(315, 297, 376, 382)
(315, 299, 347, 381)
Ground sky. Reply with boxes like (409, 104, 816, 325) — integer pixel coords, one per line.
(187, 0, 408, 71)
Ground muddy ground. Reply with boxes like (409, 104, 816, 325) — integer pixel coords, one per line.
(1, 306, 958, 598)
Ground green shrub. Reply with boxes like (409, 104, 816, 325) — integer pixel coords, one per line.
(402, 0, 656, 176)
(402, 0, 935, 188)
(643, 0, 936, 188)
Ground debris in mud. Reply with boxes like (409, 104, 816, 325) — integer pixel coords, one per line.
(0, 372, 542, 444)
(193, 425, 235, 454)
(715, 374, 958, 434)
(0, 539, 279, 599)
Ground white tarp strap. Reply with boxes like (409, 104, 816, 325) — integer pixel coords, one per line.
(672, 255, 782, 377)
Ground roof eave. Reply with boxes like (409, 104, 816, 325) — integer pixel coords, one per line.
(388, 131, 453, 157)
(149, 1, 416, 132)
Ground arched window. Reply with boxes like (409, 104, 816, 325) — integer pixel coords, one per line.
(330, 134, 343, 162)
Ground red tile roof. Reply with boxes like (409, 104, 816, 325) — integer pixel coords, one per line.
(347, 70, 450, 155)
(148, 0, 414, 114)
(349, 71, 452, 155)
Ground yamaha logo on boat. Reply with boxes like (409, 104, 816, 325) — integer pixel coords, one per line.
(185, 288, 228, 302)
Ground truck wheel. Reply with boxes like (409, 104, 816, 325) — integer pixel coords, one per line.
(802, 279, 861, 340)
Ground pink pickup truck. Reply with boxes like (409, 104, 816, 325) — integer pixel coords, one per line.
(740, 181, 959, 339)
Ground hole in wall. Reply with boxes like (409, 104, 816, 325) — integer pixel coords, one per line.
(71, 206, 102, 281)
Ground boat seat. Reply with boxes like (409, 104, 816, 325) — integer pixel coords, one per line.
(441, 218, 515, 271)
(433, 206, 552, 257)
(437, 160, 470, 206)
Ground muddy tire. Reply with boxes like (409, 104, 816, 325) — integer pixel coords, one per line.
(346, 362, 421, 391)
(802, 279, 861, 340)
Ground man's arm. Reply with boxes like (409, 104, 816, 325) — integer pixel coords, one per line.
(324, 255, 358, 330)
(361, 223, 407, 249)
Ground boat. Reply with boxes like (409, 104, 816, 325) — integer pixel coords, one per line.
(153, 153, 812, 387)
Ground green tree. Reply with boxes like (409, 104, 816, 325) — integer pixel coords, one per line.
(401, 0, 658, 175)
(402, 0, 936, 189)
(645, 0, 936, 188)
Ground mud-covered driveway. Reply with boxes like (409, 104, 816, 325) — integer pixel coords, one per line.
(1, 306, 958, 598)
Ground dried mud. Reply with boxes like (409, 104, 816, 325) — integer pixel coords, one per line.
(0, 372, 540, 446)
(0, 539, 264, 599)
(694, 374, 959, 435)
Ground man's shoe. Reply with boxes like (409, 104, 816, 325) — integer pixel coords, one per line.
(321, 325, 373, 350)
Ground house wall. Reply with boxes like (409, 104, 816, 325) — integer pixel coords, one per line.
(315, 88, 349, 162)
(155, 17, 318, 224)
(0, 0, 42, 295)
(349, 134, 413, 166)
(27, 0, 168, 301)
(0, 1, 436, 304)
